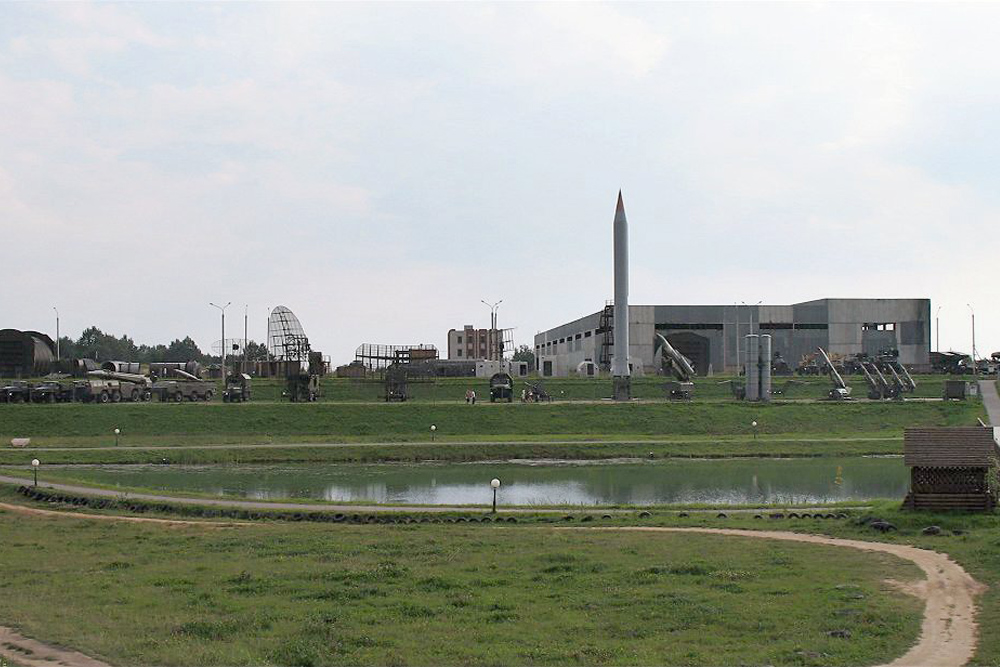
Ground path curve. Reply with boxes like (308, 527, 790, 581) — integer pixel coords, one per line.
(0, 506, 983, 667)
(577, 527, 982, 667)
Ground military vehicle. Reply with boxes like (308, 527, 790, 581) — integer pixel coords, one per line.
(656, 333, 696, 400)
(30, 381, 75, 403)
(0, 381, 32, 403)
(286, 373, 319, 402)
(152, 379, 214, 402)
(489, 372, 514, 402)
(818, 347, 851, 400)
(222, 373, 252, 402)
(524, 380, 552, 402)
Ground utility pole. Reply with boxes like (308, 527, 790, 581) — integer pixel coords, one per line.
(967, 304, 977, 379)
(209, 302, 231, 378)
(52, 306, 60, 361)
(733, 302, 740, 369)
(936, 306, 942, 354)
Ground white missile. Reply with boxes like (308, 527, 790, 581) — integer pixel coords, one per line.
(612, 191, 630, 382)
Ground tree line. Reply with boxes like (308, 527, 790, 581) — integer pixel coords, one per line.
(56, 327, 268, 364)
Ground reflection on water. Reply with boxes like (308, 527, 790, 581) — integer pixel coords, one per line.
(57, 457, 908, 506)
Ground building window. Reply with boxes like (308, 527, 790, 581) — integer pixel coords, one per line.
(863, 323, 896, 331)
(457, 350, 462, 357)
(575, 333, 582, 340)
(584, 331, 592, 338)
(457, 336, 463, 344)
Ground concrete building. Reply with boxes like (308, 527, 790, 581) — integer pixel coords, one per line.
(447, 325, 502, 361)
(533, 298, 931, 377)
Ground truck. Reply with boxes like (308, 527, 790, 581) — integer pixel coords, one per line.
(285, 373, 319, 402)
(75, 378, 152, 403)
(489, 373, 514, 402)
(222, 373, 252, 403)
(152, 379, 214, 402)
(30, 381, 75, 403)
(0, 381, 32, 403)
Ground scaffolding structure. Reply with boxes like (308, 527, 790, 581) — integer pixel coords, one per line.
(354, 343, 439, 372)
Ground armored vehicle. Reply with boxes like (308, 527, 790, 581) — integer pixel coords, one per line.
(152, 379, 214, 402)
(489, 373, 514, 402)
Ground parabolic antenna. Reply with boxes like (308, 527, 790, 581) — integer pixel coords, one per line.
(267, 306, 309, 360)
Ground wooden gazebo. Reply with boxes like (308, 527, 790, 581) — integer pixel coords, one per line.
(903, 427, 1000, 512)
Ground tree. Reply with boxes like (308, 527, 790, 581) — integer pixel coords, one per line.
(512, 344, 535, 368)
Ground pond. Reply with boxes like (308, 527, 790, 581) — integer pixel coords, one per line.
(52, 456, 908, 506)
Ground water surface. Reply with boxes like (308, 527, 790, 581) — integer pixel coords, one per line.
(55, 457, 908, 506)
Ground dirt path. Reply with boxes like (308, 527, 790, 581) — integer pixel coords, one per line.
(0, 507, 983, 667)
(579, 527, 983, 667)
(0, 501, 245, 527)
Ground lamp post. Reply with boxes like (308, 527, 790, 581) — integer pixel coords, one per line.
(244, 304, 249, 374)
(52, 307, 60, 361)
(490, 478, 501, 513)
(751, 420, 758, 440)
(210, 302, 231, 377)
(967, 304, 977, 379)
(114, 427, 120, 447)
(31, 458, 39, 487)
(935, 306, 942, 354)
(430, 424, 437, 441)
(481, 299, 503, 362)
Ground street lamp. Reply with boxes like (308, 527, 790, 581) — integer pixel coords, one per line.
(52, 307, 60, 361)
(967, 304, 977, 379)
(751, 420, 758, 440)
(935, 306, 942, 354)
(733, 302, 740, 369)
(31, 458, 39, 487)
(490, 478, 501, 513)
(481, 299, 503, 362)
(209, 302, 231, 377)
(430, 424, 437, 441)
(114, 427, 120, 447)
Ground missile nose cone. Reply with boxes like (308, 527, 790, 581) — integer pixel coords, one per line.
(615, 190, 627, 223)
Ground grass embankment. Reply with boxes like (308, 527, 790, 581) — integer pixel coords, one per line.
(0, 487, 923, 666)
(0, 374, 965, 403)
(0, 400, 982, 465)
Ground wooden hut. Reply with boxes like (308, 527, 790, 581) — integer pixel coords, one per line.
(903, 427, 1000, 512)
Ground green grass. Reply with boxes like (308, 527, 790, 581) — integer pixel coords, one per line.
(0, 399, 982, 443)
(0, 488, 923, 666)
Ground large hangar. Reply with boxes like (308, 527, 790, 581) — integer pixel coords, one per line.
(533, 298, 931, 377)
(0, 329, 56, 377)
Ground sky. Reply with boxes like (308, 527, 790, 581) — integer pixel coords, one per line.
(1, 2, 998, 364)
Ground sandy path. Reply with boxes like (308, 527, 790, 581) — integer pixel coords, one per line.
(578, 527, 983, 667)
(0, 506, 983, 667)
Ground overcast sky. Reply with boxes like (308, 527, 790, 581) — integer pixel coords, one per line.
(2, 2, 997, 364)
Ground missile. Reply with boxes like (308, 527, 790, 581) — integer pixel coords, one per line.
(612, 190, 630, 380)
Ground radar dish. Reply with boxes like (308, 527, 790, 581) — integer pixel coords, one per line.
(268, 306, 310, 361)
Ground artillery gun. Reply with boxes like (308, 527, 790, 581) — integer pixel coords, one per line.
(817, 347, 852, 400)
(655, 333, 695, 400)
(523, 380, 551, 403)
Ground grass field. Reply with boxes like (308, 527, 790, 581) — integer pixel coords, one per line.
(0, 398, 982, 443)
(0, 488, 924, 667)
